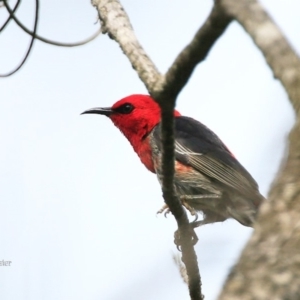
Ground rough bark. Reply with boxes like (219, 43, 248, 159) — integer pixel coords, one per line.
(218, 0, 300, 299)
(219, 123, 300, 300)
(219, 0, 300, 113)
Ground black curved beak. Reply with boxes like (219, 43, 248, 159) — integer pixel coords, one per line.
(81, 107, 113, 116)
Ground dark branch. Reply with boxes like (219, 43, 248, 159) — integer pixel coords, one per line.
(161, 3, 231, 99)
(92, 1, 232, 299)
(159, 98, 203, 300)
(0, 0, 39, 77)
(152, 6, 232, 297)
(0, 0, 20, 32)
(91, 0, 236, 297)
(3, 0, 101, 47)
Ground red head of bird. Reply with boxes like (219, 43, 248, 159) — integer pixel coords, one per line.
(81, 94, 180, 167)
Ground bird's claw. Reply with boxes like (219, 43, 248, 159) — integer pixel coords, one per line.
(180, 198, 197, 216)
(157, 204, 171, 218)
(190, 220, 205, 229)
(157, 201, 199, 221)
(192, 212, 199, 222)
(174, 230, 182, 251)
(164, 210, 171, 218)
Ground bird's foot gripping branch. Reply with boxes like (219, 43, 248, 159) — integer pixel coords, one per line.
(174, 226, 199, 249)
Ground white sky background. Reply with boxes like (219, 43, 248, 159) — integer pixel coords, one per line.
(0, 0, 298, 299)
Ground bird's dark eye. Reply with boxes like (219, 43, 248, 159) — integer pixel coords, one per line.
(114, 103, 134, 114)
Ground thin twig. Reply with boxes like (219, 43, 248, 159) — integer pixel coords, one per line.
(0, 0, 20, 32)
(3, 0, 101, 47)
(173, 254, 189, 284)
(161, 3, 231, 99)
(0, 0, 39, 77)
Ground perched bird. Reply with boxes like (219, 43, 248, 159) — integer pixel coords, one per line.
(82, 94, 264, 228)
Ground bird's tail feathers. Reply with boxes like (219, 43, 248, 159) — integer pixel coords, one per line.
(227, 193, 265, 227)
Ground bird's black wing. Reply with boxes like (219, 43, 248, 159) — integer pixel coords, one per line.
(153, 116, 259, 196)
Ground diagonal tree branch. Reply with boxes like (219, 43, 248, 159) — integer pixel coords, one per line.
(92, 0, 162, 91)
(218, 0, 300, 298)
(92, 1, 233, 299)
(219, 0, 300, 114)
(161, 3, 231, 99)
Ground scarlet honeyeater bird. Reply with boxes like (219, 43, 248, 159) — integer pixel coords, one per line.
(82, 94, 264, 227)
